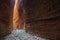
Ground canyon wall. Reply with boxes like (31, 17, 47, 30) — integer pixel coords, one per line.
(23, 0, 60, 40)
(0, 0, 15, 38)
(13, 0, 25, 29)
(18, 0, 26, 29)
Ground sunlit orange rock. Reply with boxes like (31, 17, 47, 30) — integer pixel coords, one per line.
(13, 0, 25, 29)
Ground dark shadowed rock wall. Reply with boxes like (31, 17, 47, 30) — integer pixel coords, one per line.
(23, 0, 60, 40)
(0, 0, 15, 38)
(18, 0, 26, 29)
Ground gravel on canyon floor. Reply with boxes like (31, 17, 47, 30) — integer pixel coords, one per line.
(2, 29, 48, 40)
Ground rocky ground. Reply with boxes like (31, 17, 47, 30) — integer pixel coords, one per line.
(1, 29, 48, 40)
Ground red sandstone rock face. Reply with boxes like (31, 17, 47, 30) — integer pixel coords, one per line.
(18, 1, 26, 29)
(23, 0, 60, 40)
(0, 0, 14, 38)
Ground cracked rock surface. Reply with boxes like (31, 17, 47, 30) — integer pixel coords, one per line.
(2, 29, 48, 40)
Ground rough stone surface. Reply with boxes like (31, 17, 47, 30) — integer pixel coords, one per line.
(22, 0, 60, 40)
(0, 0, 14, 38)
(2, 29, 48, 40)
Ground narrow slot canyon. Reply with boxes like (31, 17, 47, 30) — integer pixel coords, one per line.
(0, 0, 47, 40)
(0, 0, 60, 40)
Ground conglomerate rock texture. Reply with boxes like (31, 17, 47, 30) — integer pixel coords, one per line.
(22, 0, 60, 40)
(0, 0, 15, 38)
